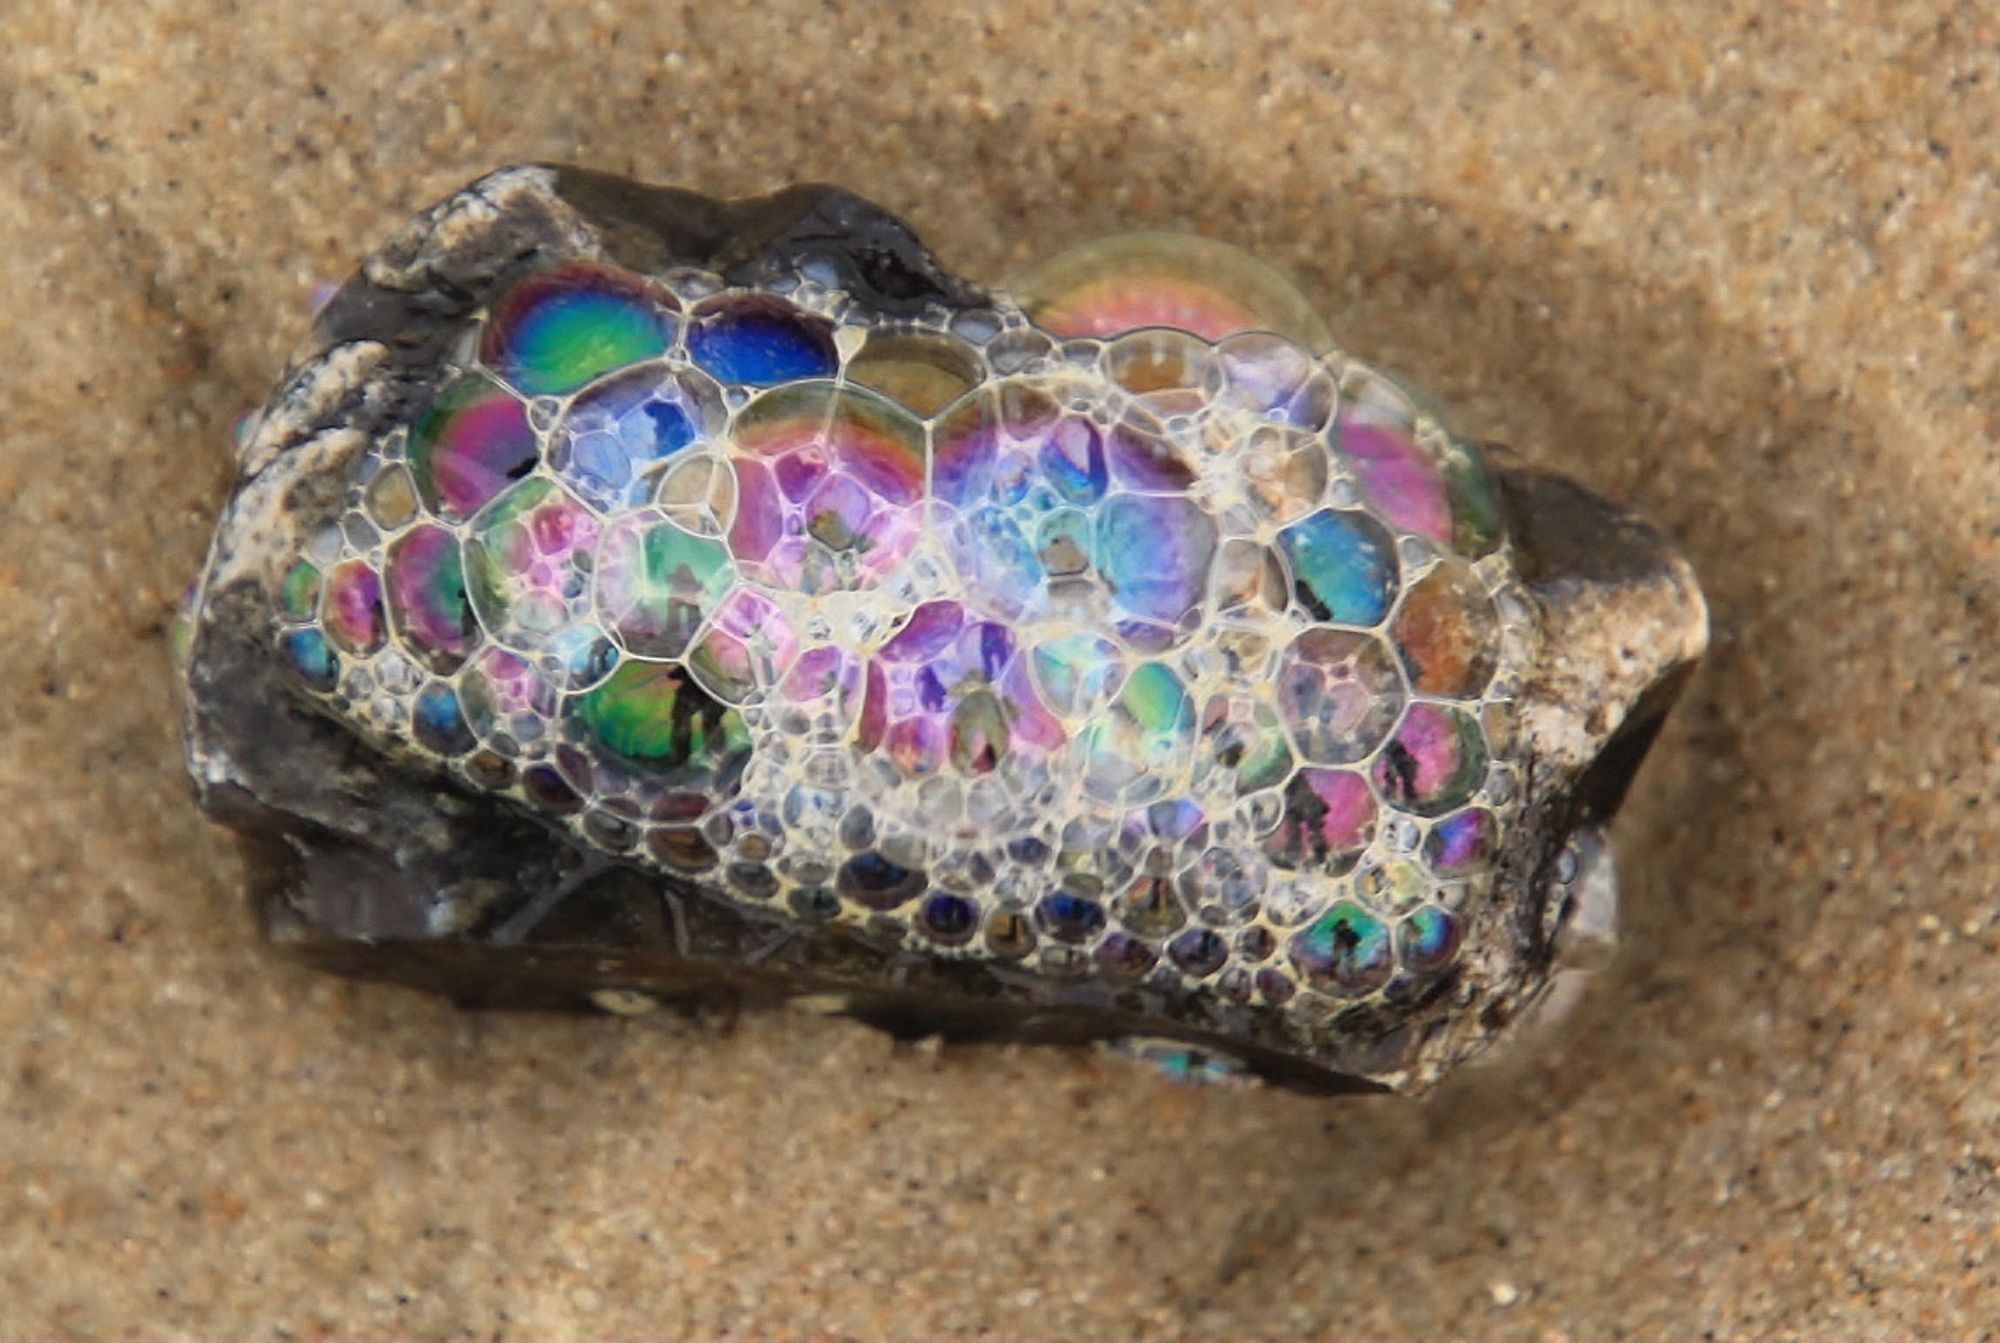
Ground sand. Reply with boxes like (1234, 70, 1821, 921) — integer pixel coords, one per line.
(2, 3, 1996, 1339)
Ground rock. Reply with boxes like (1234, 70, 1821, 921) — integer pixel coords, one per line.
(179, 165, 1706, 1095)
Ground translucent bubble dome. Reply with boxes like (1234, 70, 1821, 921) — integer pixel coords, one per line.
(181, 167, 1706, 1094)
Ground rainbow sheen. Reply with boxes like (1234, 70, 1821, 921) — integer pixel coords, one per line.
(570, 659, 752, 783)
(321, 560, 384, 654)
(776, 647, 867, 742)
(1392, 558, 1500, 698)
(594, 513, 732, 658)
(1289, 901, 1393, 997)
(1372, 703, 1490, 817)
(1276, 628, 1404, 765)
(480, 261, 677, 395)
(264, 236, 1536, 1021)
(1105, 415, 1197, 492)
(686, 295, 837, 386)
(1277, 508, 1398, 626)
(553, 367, 715, 511)
(1264, 767, 1376, 872)
(385, 525, 477, 672)
(1336, 404, 1451, 545)
(1096, 493, 1216, 635)
(1212, 332, 1336, 429)
(411, 682, 474, 755)
(280, 627, 338, 691)
(1440, 436, 1505, 558)
(406, 375, 540, 521)
(459, 647, 556, 749)
(465, 479, 602, 648)
(859, 601, 1064, 778)
(728, 383, 926, 593)
(1196, 693, 1294, 794)
(1082, 661, 1195, 804)
(686, 588, 798, 704)
(1397, 904, 1461, 974)
(1030, 633, 1126, 717)
(1424, 807, 1497, 875)
(278, 560, 321, 623)
(1015, 233, 1333, 347)
(1357, 858, 1429, 914)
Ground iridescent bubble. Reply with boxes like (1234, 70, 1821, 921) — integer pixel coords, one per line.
(1372, 703, 1490, 817)
(1397, 904, 1462, 974)
(1081, 661, 1195, 804)
(1031, 633, 1126, 718)
(1212, 332, 1336, 429)
(480, 261, 678, 396)
(1238, 427, 1328, 524)
(1037, 417, 1109, 503)
(593, 513, 733, 658)
(1097, 493, 1216, 631)
(569, 659, 752, 786)
(1035, 890, 1107, 944)
(931, 388, 1011, 509)
(837, 850, 928, 911)
(1014, 233, 1333, 347)
(405, 375, 540, 522)
(1115, 874, 1186, 937)
(686, 294, 837, 386)
(277, 559, 321, 624)
(1277, 509, 1399, 627)
(1264, 768, 1376, 872)
(1196, 694, 1294, 795)
(727, 382, 926, 594)
(1392, 558, 1500, 699)
(1209, 540, 1289, 619)
(1439, 435, 1505, 558)
(1336, 402, 1451, 545)
(1096, 932, 1159, 981)
(1356, 858, 1430, 914)
(460, 647, 557, 750)
(846, 330, 982, 415)
(411, 682, 475, 755)
(385, 525, 478, 673)
(1105, 329, 1213, 414)
(321, 559, 385, 654)
(918, 891, 981, 944)
(775, 647, 866, 742)
(1289, 901, 1393, 997)
(1168, 927, 1228, 977)
(685, 588, 798, 704)
(653, 454, 738, 534)
(552, 367, 718, 511)
(1276, 629, 1403, 765)
(1105, 415, 1197, 493)
(1181, 847, 1265, 925)
(859, 601, 1065, 779)
(1424, 807, 1497, 875)
(279, 627, 338, 692)
(465, 479, 601, 649)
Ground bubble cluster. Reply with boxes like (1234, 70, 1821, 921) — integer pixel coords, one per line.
(269, 236, 1533, 1021)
